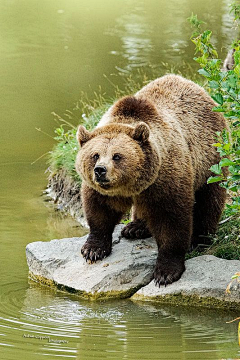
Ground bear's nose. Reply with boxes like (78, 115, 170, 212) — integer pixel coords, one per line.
(94, 165, 107, 180)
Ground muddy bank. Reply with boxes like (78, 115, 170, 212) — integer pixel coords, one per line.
(46, 169, 87, 227)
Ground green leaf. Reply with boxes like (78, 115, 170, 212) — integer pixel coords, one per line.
(220, 71, 228, 80)
(210, 164, 222, 174)
(212, 106, 225, 112)
(234, 64, 240, 76)
(234, 50, 240, 65)
(194, 55, 208, 65)
(229, 185, 238, 192)
(213, 142, 222, 147)
(233, 120, 240, 127)
(219, 158, 235, 167)
(223, 143, 231, 151)
(198, 68, 211, 77)
(207, 176, 223, 184)
(232, 175, 240, 181)
(227, 74, 237, 88)
(212, 93, 223, 105)
(208, 80, 219, 89)
(210, 59, 220, 66)
(229, 166, 239, 175)
(221, 81, 229, 90)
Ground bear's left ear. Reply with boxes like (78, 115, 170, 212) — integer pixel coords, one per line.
(76, 125, 92, 147)
(132, 122, 150, 144)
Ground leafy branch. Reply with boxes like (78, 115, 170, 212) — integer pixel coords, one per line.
(188, 4, 240, 216)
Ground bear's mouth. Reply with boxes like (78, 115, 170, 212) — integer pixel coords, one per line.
(99, 182, 111, 189)
(95, 179, 111, 189)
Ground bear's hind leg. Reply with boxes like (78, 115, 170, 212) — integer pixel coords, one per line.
(121, 218, 152, 239)
(144, 191, 194, 286)
(191, 183, 226, 250)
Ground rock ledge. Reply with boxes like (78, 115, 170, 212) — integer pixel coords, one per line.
(26, 225, 158, 300)
(132, 255, 240, 310)
(26, 225, 240, 308)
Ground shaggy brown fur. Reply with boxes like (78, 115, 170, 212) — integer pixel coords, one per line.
(75, 74, 227, 286)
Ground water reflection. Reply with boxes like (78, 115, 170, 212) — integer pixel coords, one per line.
(0, 277, 239, 359)
(10, 286, 239, 359)
(110, 10, 154, 70)
(222, 0, 239, 48)
(106, 0, 238, 74)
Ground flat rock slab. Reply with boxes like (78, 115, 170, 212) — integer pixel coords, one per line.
(26, 225, 158, 300)
(26, 226, 240, 308)
(132, 255, 240, 309)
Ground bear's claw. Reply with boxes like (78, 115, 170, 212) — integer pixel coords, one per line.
(81, 242, 111, 262)
(153, 257, 185, 287)
(121, 219, 151, 239)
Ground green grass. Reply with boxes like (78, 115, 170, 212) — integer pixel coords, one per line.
(207, 214, 240, 259)
(186, 214, 240, 260)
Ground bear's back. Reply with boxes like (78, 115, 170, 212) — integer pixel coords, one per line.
(136, 74, 226, 136)
(136, 75, 227, 177)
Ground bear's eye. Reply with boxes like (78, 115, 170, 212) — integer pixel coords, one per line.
(93, 153, 99, 161)
(112, 154, 121, 161)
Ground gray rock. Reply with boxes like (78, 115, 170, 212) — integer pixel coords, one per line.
(26, 225, 158, 299)
(131, 255, 240, 309)
(26, 227, 240, 308)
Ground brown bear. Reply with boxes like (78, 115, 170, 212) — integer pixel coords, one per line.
(75, 74, 227, 286)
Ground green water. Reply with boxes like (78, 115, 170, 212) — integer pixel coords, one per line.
(0, 0, 239, 359)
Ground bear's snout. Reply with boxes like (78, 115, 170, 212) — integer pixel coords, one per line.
(94, 165, 108, 183)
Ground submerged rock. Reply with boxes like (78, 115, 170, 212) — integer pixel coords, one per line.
(26, 227, 240, 308)
(26, 225, 158, 300)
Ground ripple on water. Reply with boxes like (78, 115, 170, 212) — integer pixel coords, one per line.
(0, 281, 240, 360)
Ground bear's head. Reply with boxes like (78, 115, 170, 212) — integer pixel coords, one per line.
(75, 122, 160, 197)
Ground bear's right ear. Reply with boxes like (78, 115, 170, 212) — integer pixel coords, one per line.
(76, 125, 92, 147)
(132, 122, 150, 144)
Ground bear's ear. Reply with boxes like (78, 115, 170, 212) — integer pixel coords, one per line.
(76, 125, 92, 147)
(132, 122, 150, 144)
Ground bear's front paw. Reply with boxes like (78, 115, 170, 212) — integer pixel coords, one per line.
(81, 239, 111, 262)
(153, 256, 185, 287)
(121, 219, 151, 239)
